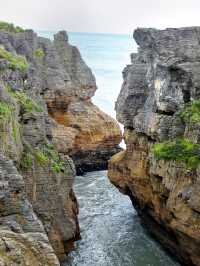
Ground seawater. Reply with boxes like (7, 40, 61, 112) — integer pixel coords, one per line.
(65, 171, 179, 266)
(37, 31, 180, 266)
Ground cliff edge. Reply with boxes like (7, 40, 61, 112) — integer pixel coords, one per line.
(108, 27, 200, 266)
(0, 23, 121, 265)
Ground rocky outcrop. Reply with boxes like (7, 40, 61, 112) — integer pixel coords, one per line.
(0, 25, 121, 264)
(44, 31, 122, 174)
(0, 29, 80, 264)
(108, 27, 200, 266)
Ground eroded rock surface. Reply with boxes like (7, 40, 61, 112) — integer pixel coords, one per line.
(108, 27, 200, 266)
(45, 31, 122, 174)
(0, 26, 121, 264)
(0, 29, 81, 264)
(0, 154, 60, 266)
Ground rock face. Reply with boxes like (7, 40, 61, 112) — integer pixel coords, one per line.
(0, 154, 60, 265)
(0, 27, 121, 264)
(108, 27, 200, 266)
(45, 31, 122, 174)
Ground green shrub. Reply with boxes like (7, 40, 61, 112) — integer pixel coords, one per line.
(11, 91, 43, 113)
(52, 162, 65, 173)
(34, 48, 45, 58)
(0, 21, 24, 33)
(20, 152, 34, 169)
(35, 150, 48, 166)
(20, 143, 66, 173)
(0, 101, 13, 119)
(152, 138, 200, 170)
(0, 46, 28, 72)
(43, 144, 65, 173)
(180, 100, 200, 123)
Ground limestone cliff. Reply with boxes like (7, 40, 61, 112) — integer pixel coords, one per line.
(108, 27, 200, 266)
(0, 25, 121, 264)
(45, 31, 122, 174)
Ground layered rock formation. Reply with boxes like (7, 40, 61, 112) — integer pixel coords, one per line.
(108, 27, 200, 266)
(0, 25, 121, 264)
(45, 31, 122, 174)
(0, 154, 60, 265)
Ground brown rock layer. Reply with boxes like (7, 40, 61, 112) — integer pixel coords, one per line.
(43, 31, 122, 174)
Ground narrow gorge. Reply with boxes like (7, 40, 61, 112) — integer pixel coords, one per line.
(1, 22, 200, 266)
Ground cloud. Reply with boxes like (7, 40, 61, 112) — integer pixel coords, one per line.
(1, 0, 200, 33)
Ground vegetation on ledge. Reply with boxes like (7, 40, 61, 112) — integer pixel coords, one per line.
(180, 100, 200, 123)
(11, 91, 43, 113)
(0, 21, 24, 33)
(34, 48, 45, 58)
(0, 101, 13, 120)
(0, 100, 20, 147)
(152, 138, 200, 170)
(20, 144, 66, 173)
(0, 46, 28, 72)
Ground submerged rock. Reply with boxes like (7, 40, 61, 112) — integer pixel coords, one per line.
(108, 27, 200, 266)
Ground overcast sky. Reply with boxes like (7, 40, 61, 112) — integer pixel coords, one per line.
(1, 0, 200, 34)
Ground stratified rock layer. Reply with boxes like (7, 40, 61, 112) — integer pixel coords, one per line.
(0, 29, 81, 264)
(44, 31, 122, 174)
(0, 154, 60, 266)
(108, 27, 200, 266)
(0, 26, 121, 264)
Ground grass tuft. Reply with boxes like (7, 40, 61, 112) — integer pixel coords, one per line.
(180, 100, 200, 124)
(0, 101, 13, 119)
(20, 143, 66, 173)
(0, 46, 28, 72)
(34, 48, 45, 58)
(152, 138, 200, 170)
(11, 91, 43, 113)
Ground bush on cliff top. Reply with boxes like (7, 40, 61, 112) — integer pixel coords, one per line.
(0, 21, 24, 33)
(180, 100, 200, 123)
(152, 138, 200, 170)
(0, 46, 28, 72)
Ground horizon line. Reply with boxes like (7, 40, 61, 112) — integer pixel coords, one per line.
(36, 29, 133, 37)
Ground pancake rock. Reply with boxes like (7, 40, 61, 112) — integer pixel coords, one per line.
(44, 31, 122, 174)
(108, 27, 200, 266)
(0, 24, 121, 264)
